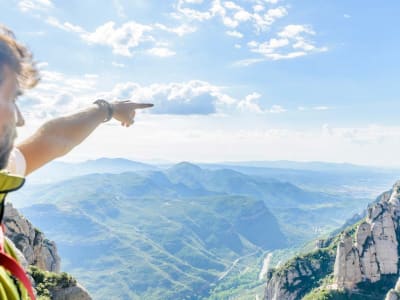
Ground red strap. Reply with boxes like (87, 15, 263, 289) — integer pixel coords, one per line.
(0, 224, 36, 300)
(0, 252, 36, 300)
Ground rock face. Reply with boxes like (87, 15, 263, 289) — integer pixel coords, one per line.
(51, 283, 92, 300)
(264, 249, 333, 300)
(3, 203, 60, 272)
(333, 181, 400, 289)
(264, 182, 400, 300)
(333, 232, 362, 289)
(3, 203, 92, 300)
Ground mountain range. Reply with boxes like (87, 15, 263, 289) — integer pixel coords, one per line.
(9, 159, 398, 299)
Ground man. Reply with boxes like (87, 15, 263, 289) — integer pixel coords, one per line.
(0, 25, 153, 299)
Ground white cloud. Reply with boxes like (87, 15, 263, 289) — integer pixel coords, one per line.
(175, 0, 214, 21)
(265, 51, 307, 60)
(278, 24, 315, 38)
(246, 24, 327, 61)
(112, 62, 125, 68)
(147, 47, 176, 57)
(104, 80, 235, 115)
(46, 16, 85, 33)
(176, 0, 287, 32)
(253, 5, 265, 12)
(249, 37, 289, 55)
(269, 104, 286, 113)
(44, 16, 195, 57)
(234, 10, 252, 22)
(82, 21, 154, 57)
(155, 23, 197, 36)
(174, 1, 326, 61)
(237, 93, 287, 114)
(99, 80, 283, 116)
(313, 106, 331, 111)
(224, 1, 243, 10)
(18, 0, 53, 12)
(233, 58, 266, 67)
(226, 30, 244, 38)
(252, 7, 288, 32)
(237, 92, 264, 113)
(36, 61, 49, 69)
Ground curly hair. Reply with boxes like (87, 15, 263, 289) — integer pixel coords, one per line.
(0, 24, 40, 90)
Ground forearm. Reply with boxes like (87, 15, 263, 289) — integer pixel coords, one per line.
(40, 104, 107, 153)
(17, 100, 152, 175)
(18, 104, 108, 174)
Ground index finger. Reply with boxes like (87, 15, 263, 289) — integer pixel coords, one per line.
(133, 103, 154, 109)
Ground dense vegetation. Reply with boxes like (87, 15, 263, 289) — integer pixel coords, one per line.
(29, 266, 77, 300)
(13, 161, 381, 299)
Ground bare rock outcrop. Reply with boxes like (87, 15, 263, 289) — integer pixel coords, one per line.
(51, 283, 91, 300)
(332, 181, 400, 289)
(3, 203, 60, 272)
(333, 232, 362, 289)
(3, 203, 92, 300)
(264, 181, 400, 300)
(264, 249, 333, 300)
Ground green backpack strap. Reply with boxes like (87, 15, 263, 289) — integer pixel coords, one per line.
(0, 172, 25, 223)
(0, 172, 34, 300)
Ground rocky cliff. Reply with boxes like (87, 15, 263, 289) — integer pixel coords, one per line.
(3, 203, 91, 300)
(264, 181, 400, 300)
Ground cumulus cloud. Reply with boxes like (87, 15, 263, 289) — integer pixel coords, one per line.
(174, 0, 326, 62)
(18, 67, 99, 122)
(19, 64, 282, 119)
(147, 47, 176, 57)
(154, 23, 197, 36)
(43, 15, 196, 57)
(237, 92, 264, 113)
(175, 0, 288, 32)
(81, 21, 154, 57)
(226, 30, 244, 38)
(246, 24, 327, 61)
(237, 93, 286, 114)
(105, 80, 239, 115)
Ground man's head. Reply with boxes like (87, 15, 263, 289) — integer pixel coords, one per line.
(0, 25, 39, 169)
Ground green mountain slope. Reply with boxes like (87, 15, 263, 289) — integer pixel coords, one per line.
(18, 171, 285, 299)
(12, 162, 379, 299)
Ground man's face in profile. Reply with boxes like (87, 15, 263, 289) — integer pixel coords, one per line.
(0, 65, 18, 169)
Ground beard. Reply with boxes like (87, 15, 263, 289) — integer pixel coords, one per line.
(0, 124, 16, 170)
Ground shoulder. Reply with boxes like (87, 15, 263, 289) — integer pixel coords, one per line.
(6, 148, 26, 176)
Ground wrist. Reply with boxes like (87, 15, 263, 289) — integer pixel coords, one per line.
(93, 99, 114, 122)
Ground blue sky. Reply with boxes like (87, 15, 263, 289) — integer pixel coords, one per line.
(2, 0, 400, 166)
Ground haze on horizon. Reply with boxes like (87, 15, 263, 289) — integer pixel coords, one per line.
(3, 0, 400, 167)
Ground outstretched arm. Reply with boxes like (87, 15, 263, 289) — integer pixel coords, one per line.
(17, 101, 153, 175)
